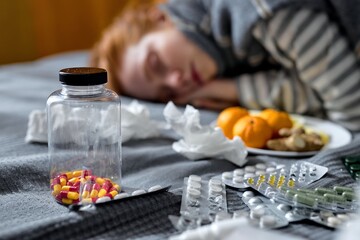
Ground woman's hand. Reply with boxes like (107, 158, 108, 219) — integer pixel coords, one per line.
(174, 79, 239, 110)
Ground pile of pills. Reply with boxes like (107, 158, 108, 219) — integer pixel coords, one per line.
(50, 170, 121, 205)
(240, 190, 289, 229)
(275, 185, 357, 212)
(51, 170, 165, 205)
(180, 175, 227, 223)
(220, 162, 281, 189)
(342, 156, 360, 180)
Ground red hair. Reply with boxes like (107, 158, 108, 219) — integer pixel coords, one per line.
(89, 2, 165, 94)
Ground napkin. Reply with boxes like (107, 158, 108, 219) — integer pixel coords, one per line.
(25, 100, 161, 144)
(163, 102, 248, 167)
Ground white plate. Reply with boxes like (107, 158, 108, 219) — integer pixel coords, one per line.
(247, 115, 352, 157)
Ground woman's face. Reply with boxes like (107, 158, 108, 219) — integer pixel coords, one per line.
(119, 26, 217, 102)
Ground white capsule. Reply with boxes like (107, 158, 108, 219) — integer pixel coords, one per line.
(250, 207, 266, 219)
(187, 188, 201, 199)
(233, 176, 244, 184)
(255, 163, 267, 170)
(255, 170, 266, 176)
(131, 189, 146, 196)
(260, 215, 277, 228)
(277, 204, 292, 213)
(233, 169, 245, 176)
(209, 178, 222, 187)
(114, 192, 129, 200)
(248, 197, 262, 206)
(148, 185, 162, 192)
(245, 166, 256, 173)
(243, 191, 255, 199)
(188, 175, 202, 183)
(187, 181, 201, 189)
(222, 171, 233, 180)
(266, 167, 276, 173)
(96, 196, 111, 203)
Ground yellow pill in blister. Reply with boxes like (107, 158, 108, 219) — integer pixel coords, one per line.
(287, 179, 296, 188)
(268, 175, 276, 186)
(247, 178, 254, 185)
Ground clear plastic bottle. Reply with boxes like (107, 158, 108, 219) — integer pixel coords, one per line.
(47, 67, 121, 205)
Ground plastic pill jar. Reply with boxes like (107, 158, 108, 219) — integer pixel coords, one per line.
(47, 67, 121, 204)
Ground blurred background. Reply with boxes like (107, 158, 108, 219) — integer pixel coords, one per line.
(0, 0, 162, 65)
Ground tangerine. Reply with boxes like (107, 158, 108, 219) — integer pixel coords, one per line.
(233, 115, 273, 148)
(259, 109, 293, 137)
(217, 107, 249, 139)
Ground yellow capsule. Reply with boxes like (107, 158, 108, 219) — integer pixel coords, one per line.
(90, 189, 99, 198)
(65, 172, 73, 179)
(82, 190, 90, 199)
(81, 198, 93, 204)
(98, 189, 107, 198)
(96, 178, 105, 185)
(113, 184, 121, 191)
(67, 192, 79, 200)
(60, 178, 67, 186)
(62, 198, 73, 205)
(110, 190, 118, 198)
(68, 177, 79, 184)
(72, 170, 83, 178)
(53, 184, 61, 195)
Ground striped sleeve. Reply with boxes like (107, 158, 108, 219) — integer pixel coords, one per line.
(243, 8, 360, 131)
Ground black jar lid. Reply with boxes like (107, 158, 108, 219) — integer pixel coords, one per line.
(59, 67, 107, 86)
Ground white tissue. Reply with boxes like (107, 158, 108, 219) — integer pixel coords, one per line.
(163, 102, 248, 167)
(25, 100, 161, 144)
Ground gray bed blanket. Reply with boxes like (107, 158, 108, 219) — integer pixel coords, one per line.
(0, 51, 359, 240)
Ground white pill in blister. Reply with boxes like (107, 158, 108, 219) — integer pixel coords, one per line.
(266, 167, 276, 173)
(277, 204, 292, 213)
(188, 181, 201, 189)
(320, 211, 334, 218)
(96, 196, 112, 203)
(209, 178, 222, 187)
(187, 188, 201, 199)
(255, 170, 266, 176)
(276, 164, 286, 169)
(255, 163, 266, 170)
(188, 175, 202, 182)
(233, 176, 244, 184)
(244, 173, 255, 179)
(260, 215, 277, 228)
(233, 169, 245, 176)
(114, 192, 129, 200)
(148, 185, 162, 192)
(222, 171, 233, 180)
(248, 197, 262, 205)
(327, 216, 342, 227)
(245, 166, 256, 173)
(132, 189, 146, 196)
(209, 185, 223, 195)
(250, 208, 266, 219)
(233, 210, 248, 218)
(243, 191, 255, 198)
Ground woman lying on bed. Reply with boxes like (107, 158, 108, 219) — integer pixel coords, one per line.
(90, 0, 360, 131)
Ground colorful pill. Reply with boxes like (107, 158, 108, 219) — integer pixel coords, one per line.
(294, 193, 317, 207)
(90, 183, 101, 198)
(333, 186, 354, 194)
(60, 191, 79, 200)
(109, 190, 118, 198)
(72, 170, 83, 178)
(61, 186, 79, 192)
(315, 187, 336, 195)
(65, 172, 73, 179)
(96, 177, 106, 185)
(342, 191, 356, 201)
(324, 193, 346, 203)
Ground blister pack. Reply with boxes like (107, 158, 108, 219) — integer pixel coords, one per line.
(179, 175, 227, 223)
(239, 190, 289, 229)
(218, 162, 281, 189)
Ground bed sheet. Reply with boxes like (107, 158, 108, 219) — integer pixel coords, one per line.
(0, 51, 359, 240)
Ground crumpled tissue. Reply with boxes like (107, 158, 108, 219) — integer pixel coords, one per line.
(163, 102, 248, 167)
(25, 100, 161, 144)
